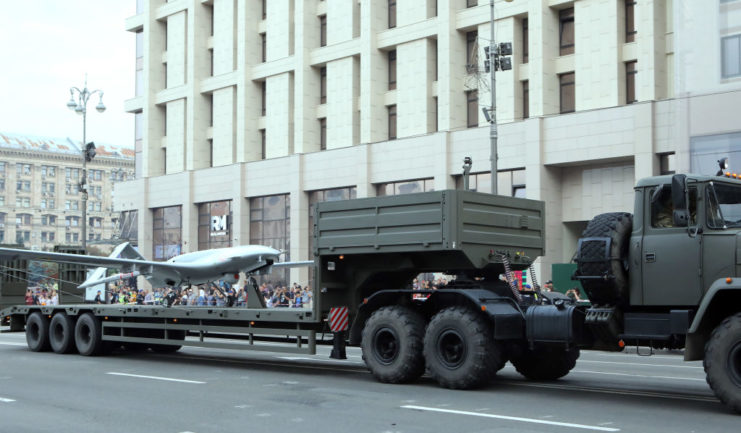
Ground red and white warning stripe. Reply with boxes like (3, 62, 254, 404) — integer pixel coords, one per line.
(328, 306, 349, 332)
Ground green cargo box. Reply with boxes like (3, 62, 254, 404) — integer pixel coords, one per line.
(315, 189, 544, 273)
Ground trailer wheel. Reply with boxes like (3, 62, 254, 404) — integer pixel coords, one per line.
(423, 306, 503, 389)
(511, 345, 580, 380)
(74, 313, 103, 356)
(704, 313, 741, 414)
(49, 313, 76, 354)
(26, 312, 51, 352)
(361, 306, 426, 383)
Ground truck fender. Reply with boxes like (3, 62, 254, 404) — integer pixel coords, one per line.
(685, 278, 741, 361)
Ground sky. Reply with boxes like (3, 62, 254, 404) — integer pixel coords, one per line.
(0, 1, 136, 148)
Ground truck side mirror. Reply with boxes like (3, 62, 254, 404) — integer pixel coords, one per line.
(671, 174, 689, 227)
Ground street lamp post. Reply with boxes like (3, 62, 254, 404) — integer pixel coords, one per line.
(67, 79, 105, 251)
(483, 0, 513, 195)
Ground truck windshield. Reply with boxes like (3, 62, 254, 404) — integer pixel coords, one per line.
(707, 183, 741, 228)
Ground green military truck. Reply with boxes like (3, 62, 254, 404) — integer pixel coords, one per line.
(2, 177, 741, 414)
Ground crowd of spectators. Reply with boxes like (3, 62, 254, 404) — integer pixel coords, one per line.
(96, 280, 312, 309)
(24, 285, 59, 306)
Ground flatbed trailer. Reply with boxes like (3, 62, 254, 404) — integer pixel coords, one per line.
(1, 189, 544, 361)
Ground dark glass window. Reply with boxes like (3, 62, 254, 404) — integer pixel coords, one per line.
(466, 31, 477, 70)
(722, 34, 741, 78)
(522, 18, 529, 63)
(559, 8, 574, 56)
(198, 201, 232, 250)
(389, 0, 396, 28)
(320, 118, 327, 150)
(320, 15, 327, 47)
(522, 80, 529, 119)
(261, 81, 266, 116)
(320, 67, 327, 104)
(626, 0, 636, 43)
(388, 105, 397, 140)
(260, 129, 266, 160)
(466, 90, 478, 128)
(626, 61, 637, 104)
(152, 206, 182, 261)
(261, 33, 266, 62)
(467, 0, 477, 7)
(559, 72, 575, 113)
(388, 50, 397, 90)
(250, 195, 290, 285)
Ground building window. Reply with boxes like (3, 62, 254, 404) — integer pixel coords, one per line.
(65, 216, 80, 227)
(320, 15, 327, 47)
(522, 18, 529, 63)
(261, 81, 267, 116)
(320, 118, 327, 150)
(433, 97, 438, 132)
(388, 0, 396, 28)
(388, 50, 397, 90)
(721, 34, 741, 79)
(455, 169, 527, 197)
(260, 129, 266, 160)
(262, 0, 266, 20)
(625, 0, 637, 43)
(152, 205, 182, 261)
(16, 214, 32, 226)
(388, 105, 397, 140)
(522, 80, 529, 119)
(320, 67, 327, 104)
(307, 187, 357, 279)
(261, 33, 266, 62)
(559, 72, 575, 113)
(0, 162, 5, 176)
(249, 194, 290, 285)
(659, 152, 675, 175)
(626, 61, 637, 104)
(432, 38, 438, 81)
(466, 90, 478, 128)
(466, 30, 477, 72)
(16, 163, 32, 176)
(377, 179, 434, 196)
(136, 31, 144, 96)
(41, 166, 56, 177)
(467, 0, 477, 7)
(198, 200, 232, 250)
(559, 8, 575, 56)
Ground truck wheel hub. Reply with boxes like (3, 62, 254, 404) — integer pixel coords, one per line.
(436, 329, 466, 369)
(373, 327, 399, 365)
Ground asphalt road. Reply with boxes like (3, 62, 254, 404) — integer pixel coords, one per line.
(0, 327, 738, 433)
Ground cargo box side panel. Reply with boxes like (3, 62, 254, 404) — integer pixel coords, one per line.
(456, 191, 545, 269)
(316, 191, 446, 256)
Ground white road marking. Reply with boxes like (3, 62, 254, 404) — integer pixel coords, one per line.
(0, 342, 27, 347)
(579, 359, 703, 370)
(277, 356, 313, 361)
(401, 405, 620, 432)
(504, 381, 717, 403)
(0, 397, 16, 403)
(105, 372, 205, 384)
(573, 369, 706, 382)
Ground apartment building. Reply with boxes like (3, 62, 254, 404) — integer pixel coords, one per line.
(0, 132, 135, 251)
(117, 0, 741, 283)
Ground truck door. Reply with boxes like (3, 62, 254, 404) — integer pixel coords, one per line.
(641, 186, 702, 306)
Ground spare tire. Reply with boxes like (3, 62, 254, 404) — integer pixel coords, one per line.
(576, 212, 632, 306)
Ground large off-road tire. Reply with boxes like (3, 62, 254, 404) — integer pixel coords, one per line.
(74, 313, 103, 356)
(361, 306, 426, 384)
(423, 306, 504, 389)
(577, 212, 633, 305)
(510, 345, 580, 380)
(704, 313, 741, 414)
(49, 313, 76, 354)
(26, 312, 51, 352)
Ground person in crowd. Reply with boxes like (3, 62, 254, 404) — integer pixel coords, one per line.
(24, 289, 34, 305)
(543, 280, 554, 292)
(197, 289, 206, 306)
(94, 290, 103, 304)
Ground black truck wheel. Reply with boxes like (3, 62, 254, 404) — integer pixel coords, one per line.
(704, 313, 741, 414)
(26, 312, 51, 352)
(576, 212, 632, 306)
(361, 306, 426, 384)
(49, 313, 76, 354)
(423, 306, 503, 389)
(511, 345, 580, 380)
(74, 313, 103, 356)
